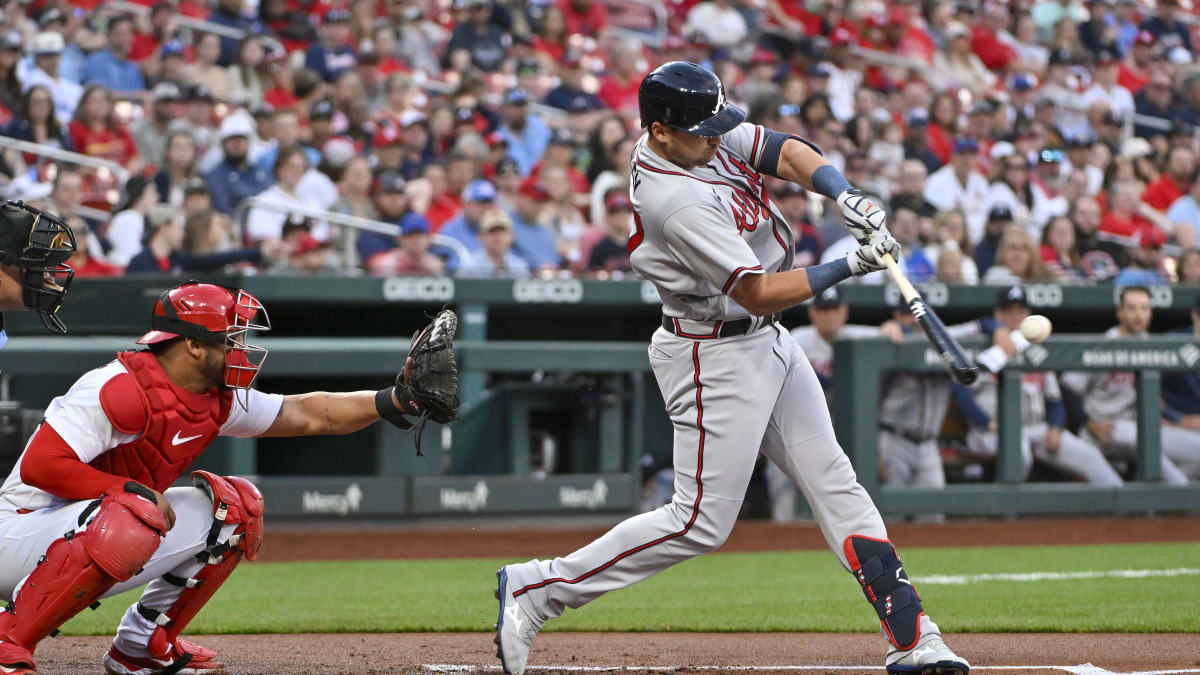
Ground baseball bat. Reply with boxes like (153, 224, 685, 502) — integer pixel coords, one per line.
(880, 253, 978, 385)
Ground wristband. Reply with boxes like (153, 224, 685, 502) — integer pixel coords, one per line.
(806, 257, 852, 297)
(811, 165, 853, 199)
(375, 387, 414, 430)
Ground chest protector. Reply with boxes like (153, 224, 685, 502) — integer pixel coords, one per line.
(91, 351, 233, 492)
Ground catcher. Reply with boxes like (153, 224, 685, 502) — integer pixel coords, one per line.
(0, 281, 458, 675)
(0, 199, 77, 344)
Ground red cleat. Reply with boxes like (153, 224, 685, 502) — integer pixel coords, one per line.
(103, 641, 227, 675)
(0, 639, 36, 674)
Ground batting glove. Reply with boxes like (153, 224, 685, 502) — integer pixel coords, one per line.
(835, 188, 890, 245)
(845, 236, 901, 277)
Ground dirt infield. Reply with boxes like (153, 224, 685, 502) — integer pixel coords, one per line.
(39, 516, 1200, 674)
(36, 632, 1200, 674)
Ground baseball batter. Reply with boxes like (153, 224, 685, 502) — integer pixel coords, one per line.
(0, 200, 77, 345)
(958, 287, 1122, 485)
(494, 62, 969, 674)
(0, 282, 458, 675)
(1061, 286, 1200, 483)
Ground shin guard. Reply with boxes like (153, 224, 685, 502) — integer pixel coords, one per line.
(142, 472, 263, 663)
(844, 535, 924, 650)
(0, 488, 168, 655)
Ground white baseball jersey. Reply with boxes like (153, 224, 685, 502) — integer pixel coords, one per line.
(0, 359, 283, 514)
(971, 370, 1061, 426)
(1060, 327, 1142, 422)
(628, 123, 793, 321)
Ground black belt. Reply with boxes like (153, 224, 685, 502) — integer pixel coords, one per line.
(880, 424, 937, 444)
(662, 314, 777, 339)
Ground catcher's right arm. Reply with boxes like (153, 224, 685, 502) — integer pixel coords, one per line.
(377, 309, 460, 455)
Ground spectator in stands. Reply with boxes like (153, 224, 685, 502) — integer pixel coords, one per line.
(498, 88, 550, 176)
(1143, 145, 1194, 214)
(1165, 168, 1200, 248)
(459, 208, 529, 278)
(177, 84, 218, 162)
(925, 209, 978, 282)
(246, 144, 330, 242)
(366, 212, 444, 277)
(597, 39, 645, 117)
(153, 129, 199, 207)
(208, 0, 264, 66)
(924, 138, 990, 241)
(227, 36, 266, 107)
(183, 178, 212, 216)
(773, 182, 821, 269)
(255, 108, 317, 176)
(560, 0, 610, 37)
(585, 191, 633, 276)
(183, 205, 234, 255)
(306, 10, 356, 83)
(982, 225, 1049, 284)
(532, 128, 587, 196)
(1040, 215, 1087, 282)
(68, 84, 141, 173)
(890, 205, 936, 282)
(131, 82, 181, 168)
(0, 32, 20, 123)
(65, 215, 122, 277)
(1133, 70, 1180, 140)
(890, 159, 937, 221)
(933, 21, 995, 93)
(1062, 287, 1200, 483)
(986, 154, 1051, 231)
(545, 53, 604, 115)
(272, 232, 338, 275)
(441, 179, 496, 256)
(509, 177, 560, 272)
(1071, 195, 1123, 280)
(47, 168, 98, 254)
(23, 31, 81, 126)
(186, 32, 231, 101)
(80, 15, 145, 96)
(331, 155, 378, 222)
(1113, 227, 1169, 286)
(3, 85, 72, 161)
(684, 0, 748, 50)
(155, 41, 189, 90)
(975, 205, 1015, 277)
(1101, 180, 1157, 242)
(1178, 248, 1200, 284)
(107, 175, 160, 267)
(444, 0, 510, 73)
(539, 165, 588, 265)
(901, 109, 941, 173)
(358, 170, 411, 266)
(127, 205, 269, 275)
(1077, 0, 1118, 58)
(204, 114, 272, 216)
(1140, 0, 1192, 52)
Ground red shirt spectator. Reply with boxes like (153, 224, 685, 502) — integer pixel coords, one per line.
(1142, 173, 1188, 212)
(559, 0, 609, 36)
(72, 255, 124, 277)
(1117, 62, 1150, 94)
(68, 120, 138, 166)
(597, 73, 641, 115)
(970, 24, 1015, 71)
(426, 193, 462, 231)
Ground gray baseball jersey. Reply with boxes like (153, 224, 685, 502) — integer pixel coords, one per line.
(1060, 327, 1141, 421)
(972, 370, 1060, 427)
(503, 124, 950, 657)
(789, 324, 880, 382)
(627, 123, 793, 321)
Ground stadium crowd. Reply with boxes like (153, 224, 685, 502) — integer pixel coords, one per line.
(0, 0, 1199, 282)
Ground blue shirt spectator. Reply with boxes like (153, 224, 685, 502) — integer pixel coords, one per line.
(497, 89, 551, 175)
(204, 116, 273, 216)
(80, 15, 144, 94)
(208, 0, 265, 66)
(507, 180, 561, 270)
(440, 179, 498, 258)
(1166, 183, 1200, 243)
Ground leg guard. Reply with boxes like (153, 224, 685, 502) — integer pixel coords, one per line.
(0, 489, 167, 661)
(844, 535, 924, 651)
(141, 472, 263, 664)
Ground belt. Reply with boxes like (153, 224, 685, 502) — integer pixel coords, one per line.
(662, 314, 777, 339)
(880, 424, 937, 444)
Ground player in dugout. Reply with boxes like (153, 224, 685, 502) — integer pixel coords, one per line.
(0, 199, 77, 346)
(0, 281, 458, 675)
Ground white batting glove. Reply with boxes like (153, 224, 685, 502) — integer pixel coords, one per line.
(845, 236, 900, 277)
(835, 188, 891, 245)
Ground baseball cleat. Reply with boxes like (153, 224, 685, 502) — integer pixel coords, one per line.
(104, 641, 227, 675)
(0, 639, 36, 674)
(885, 633, 969, 674)
(493, 566, 540, 675)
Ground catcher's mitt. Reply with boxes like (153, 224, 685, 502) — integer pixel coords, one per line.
(397, 309, 459, 455)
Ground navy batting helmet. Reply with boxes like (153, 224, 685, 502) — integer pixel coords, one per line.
(638, 61, 745, 137)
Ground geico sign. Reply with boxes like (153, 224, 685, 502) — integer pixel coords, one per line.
(382, 277, 455, 302)
(1024, 284, 1063, 307)
(513, 279, 583, 303)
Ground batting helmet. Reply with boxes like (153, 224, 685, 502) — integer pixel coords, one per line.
(138, 282, 271, 408)
(0, 200, 76, 333)
(638, 61, 745, 137)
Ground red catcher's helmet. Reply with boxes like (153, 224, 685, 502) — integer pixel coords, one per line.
(137, 282, 271, 409)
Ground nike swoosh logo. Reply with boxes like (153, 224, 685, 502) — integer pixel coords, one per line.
(504, 604, 523, 634)
(172, 431, 203, 446)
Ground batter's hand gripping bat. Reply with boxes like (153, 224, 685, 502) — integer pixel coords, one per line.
(880, 253, 978, 385)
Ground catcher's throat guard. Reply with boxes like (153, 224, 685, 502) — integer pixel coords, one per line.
(0, 200, 76, 333)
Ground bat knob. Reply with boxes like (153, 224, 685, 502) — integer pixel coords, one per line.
(958, 367, 979, 386)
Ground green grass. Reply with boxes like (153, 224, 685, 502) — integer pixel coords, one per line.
(58, 542, 1200, 636)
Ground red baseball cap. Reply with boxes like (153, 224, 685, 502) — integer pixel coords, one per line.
(373, 124, 401, 148)
(518, 176, 549, 201)
(605, 191, 633, 211)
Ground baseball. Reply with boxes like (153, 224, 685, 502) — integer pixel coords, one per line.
(1020, 315, 1052, 343)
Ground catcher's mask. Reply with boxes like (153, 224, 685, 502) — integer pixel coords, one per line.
(137, 281, 271, 410)
(0, 200, 76, 333)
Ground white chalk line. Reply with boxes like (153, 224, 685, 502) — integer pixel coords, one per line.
(913, 567, 1200, 585)
(423, 666, 1200, 674)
